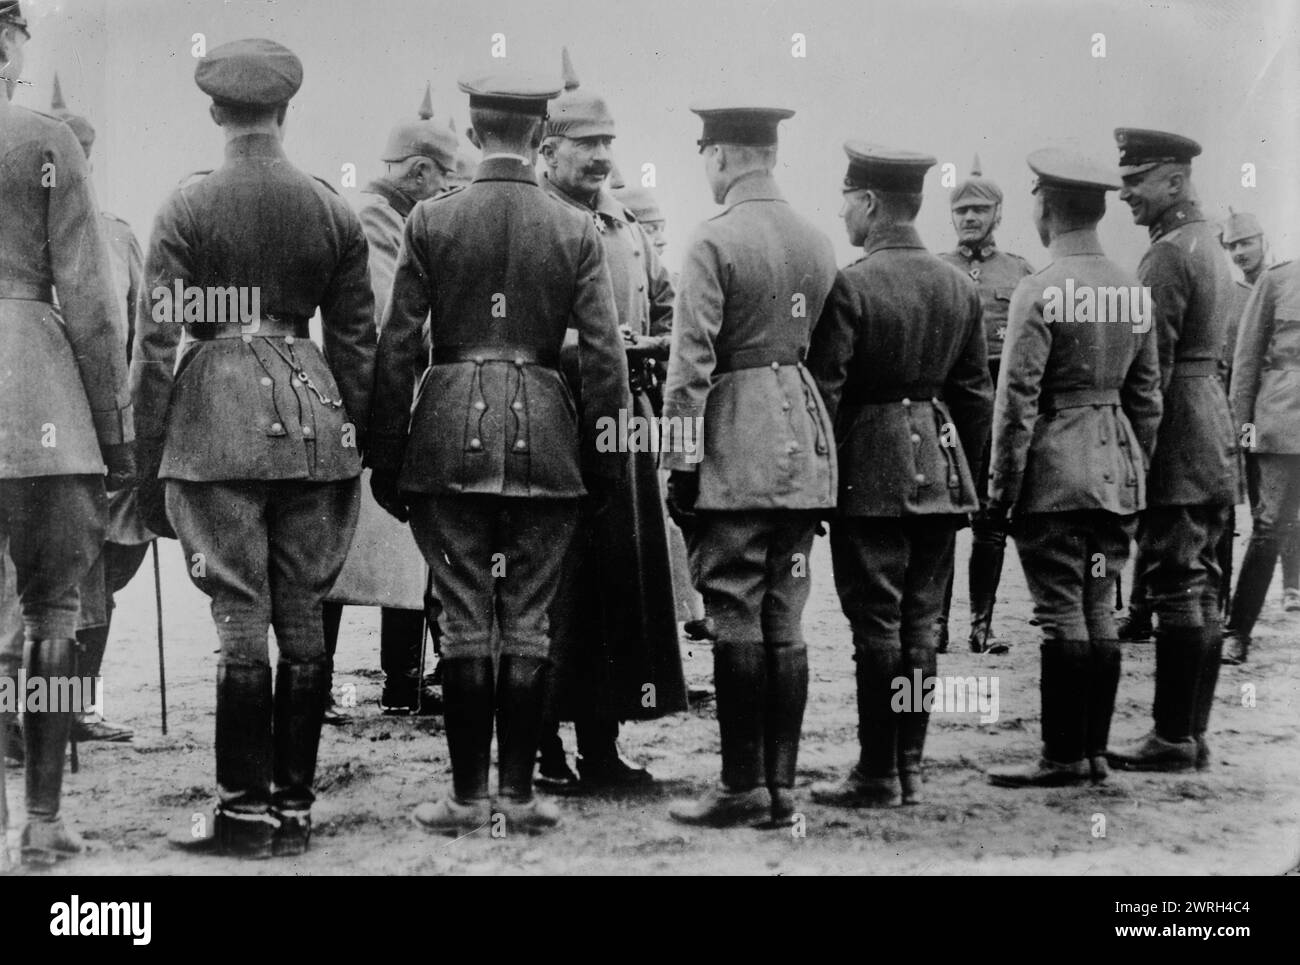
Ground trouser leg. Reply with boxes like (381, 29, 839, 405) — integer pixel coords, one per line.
(1228, 456, 1300, 640)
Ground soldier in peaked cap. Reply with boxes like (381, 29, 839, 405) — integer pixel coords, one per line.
(664, 104, 837, 827)
(806, 144, 992, 807)
(936, 157, 1034, 656)
(0, 0, 136, 868)
(984, 149, 1162, 787)
(368, 70, 629, 834)
(134, 38, 378, 858)
(1106, 128, 1242, 774)
(323, 84, 462, 720)
(534, 50, 686, 791)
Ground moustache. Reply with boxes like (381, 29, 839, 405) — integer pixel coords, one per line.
(584, 166, 612, 178)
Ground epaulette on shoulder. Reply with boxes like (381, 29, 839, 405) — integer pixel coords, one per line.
(1267, 260, 1292, 272)
(1010, 252, 1034, 271)
(430, 185, 465, 202)
(100, 210, 132, 228)
(312, 175, 340, 195)
(28, 107, 65, 123)
(177, 170, 212, 188)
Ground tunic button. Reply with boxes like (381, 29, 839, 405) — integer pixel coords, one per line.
(637, 284, 645, 292)
(771, 362, 780, 371)
(260, 377, 272, 386)
(469, 438, 482, 450)
(910, 433, 921, 444)
(270, 422, 283, 433)
(515, 440, 527, 450)
(901, 398, 911, 407)
(781, 402, 791, 411)
(241, 334, 253, 344)
(474, 401, 486, 410)
(473, 355, 485, 365)
(302, 425, 313, 437)
(915, 473, 926, 484)
(515, 356, 525, 367)
(284, 335, 295, 345)
(633, 249, 642, 258)
(512, 401, 524, 411)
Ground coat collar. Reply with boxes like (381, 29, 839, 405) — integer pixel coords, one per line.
(473, 155, 539, 186)
(224, 132, 287, 162)
(1149, 199, 1203, 242)
(541, 173, 630, 225)
(363, 178, 418, 218)
(1048, 227, 1105, 259)
(722, 171, 785, 210)
(955, 240, 998, 261)
(864, 223, 925, 256)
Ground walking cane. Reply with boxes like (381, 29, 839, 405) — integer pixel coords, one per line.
(153, 540, 168, 735)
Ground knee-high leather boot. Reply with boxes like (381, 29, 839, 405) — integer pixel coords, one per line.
(812, 635, 900, 807)
(670, 639, 768, 826)
(1086, 638, 1121, 782)
(1108, 627, 1199, 771)
(271, 659, 329, 855)
(989, 639, 1090, 787)
(898, 626, 938, 804)
(1191, 618, 1223, 769)
(413, 656, 494, 834)
(494, 655, 560, 833)
(765, 644, 808, 821)
(968, 535, 1008, 654)
(21, 638, 85, 866)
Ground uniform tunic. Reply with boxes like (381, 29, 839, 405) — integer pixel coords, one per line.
(808, 223, 993, 650)
(369, 156, 628, 660)
(663, 171, 837, 644)
(0, 98, 128, 643)
(1134, 201, 1242, 628)
(131, 132, 376, 663)
(992, 228, 1162, 639)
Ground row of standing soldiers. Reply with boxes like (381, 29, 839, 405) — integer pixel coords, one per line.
(2, 15, 1296, 865)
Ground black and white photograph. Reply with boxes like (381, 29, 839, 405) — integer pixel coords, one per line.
(0, 0, 1297, 893)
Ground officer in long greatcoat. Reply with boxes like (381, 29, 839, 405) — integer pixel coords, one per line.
(0, 2, 136, 868)
(806, 144, 992, 808)
(324, 85, 461, 718)
(936, 158, 1034, 655)
(663, 105, 838, 828)
(984, 149, 1162, 788)
(49, 76, 155, 745)
(1106, 129, 1242, 774)
(134, 39, 377, 858)
(368, 72, 629, 835)
(535, 52, 686, 790)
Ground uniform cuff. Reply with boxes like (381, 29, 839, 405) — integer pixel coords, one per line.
(92, 404, 135, 446)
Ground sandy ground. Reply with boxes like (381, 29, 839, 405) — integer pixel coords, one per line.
(5, 527, 1298, 876)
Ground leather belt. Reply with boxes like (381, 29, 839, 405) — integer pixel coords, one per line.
(190, 315, 311, 340)
(0, 280, 54, 302)
(714, 346, 805, 374)
(1040, 387, 1121, 411)
(1172, 358, 1217, 378)
(431, 344, 560, 369)
(845, 383, 943, 405)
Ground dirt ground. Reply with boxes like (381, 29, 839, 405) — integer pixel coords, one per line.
(6, 528, 1298, 876)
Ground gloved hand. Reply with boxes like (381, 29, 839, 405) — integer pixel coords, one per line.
(666, 470, 700, 530)
(371, 471, 410, 523)
(102, 442, 137, 492)
(134, 437, 176, 538)
(985, 498, 1016, 527)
